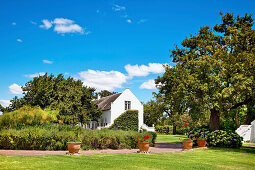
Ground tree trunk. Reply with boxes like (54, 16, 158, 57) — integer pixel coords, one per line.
(234, 107, 240, 128)
(245, 102, 254, 125)
(173, 124, 176, 135)
(235, 112, 239, 128)
(209, 108, 220, 131)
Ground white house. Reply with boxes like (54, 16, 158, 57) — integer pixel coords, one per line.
(84, 88, 154, 132)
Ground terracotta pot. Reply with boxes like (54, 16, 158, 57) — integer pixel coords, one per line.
(197, 140, 206, 147)
(182, 140, 193, 149)
(67, 142, 81, 153)
(138, 142, 150, 152)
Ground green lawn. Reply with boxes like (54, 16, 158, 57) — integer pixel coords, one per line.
(1, 135, 254, 169)
(0, 147, 255, 170)
(243, 143, 255, 147)
(156, 134, 187, 143)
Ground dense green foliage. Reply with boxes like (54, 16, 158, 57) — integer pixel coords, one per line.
(109, 110, 138, 131)
(206, 130, 242, 148)
(155, 13, 255, 131)
(188, 128, 242, 148)
(0, 125, 156, 150)
(1, 146, 255, 170)
(0, 74, 102, 125)
(0, 125, 76, 150)
(95, 90, 117, 98)
(0, 106, 58, 128)
(81, 129, 156, 150)
(155, 125, 173, 134)
(143, 99, 164, 126)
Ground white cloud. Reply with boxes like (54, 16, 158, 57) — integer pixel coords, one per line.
(0, 100, 11, 107)
(127, 19, 132, 23)
(53, 18, 73, 25)
(54, 23, 83, 34)
(24, 72, 45, 78)
(9, 83, 23, 94)
(12, 22, 16, 26)
(39, 18, 84, 34)
(125, 63, 165, 78)
(78, 69, 127, 91)
(17, 39, 22, 42)
(39, 19, 52, 29)
(112, 4, 126, 11)
(42, 60, 53, 64)
(140, 79, 157, 90)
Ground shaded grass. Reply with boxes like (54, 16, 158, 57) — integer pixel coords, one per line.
(156, 134, 186, 143)
(0, 147, 254, 170)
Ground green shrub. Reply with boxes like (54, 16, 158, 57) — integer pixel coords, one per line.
(155, 125, 173, 134)
(109, 110, 138, 131)
(0, 124, 157, 150)
(206, 130, 242, 148)
(188, 128, 242, 148)
(80, 129, 156, 150)
(0, 126, 74, 150)
(187, 128, 210, 145)
(0, 106, 58, 128)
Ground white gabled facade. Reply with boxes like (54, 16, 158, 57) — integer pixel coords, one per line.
(109, 89, 143, 129)
(85, 88, 154, 132)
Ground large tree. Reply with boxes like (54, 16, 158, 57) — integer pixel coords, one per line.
(2, 73, 102, 125)
(95, 90, 117, 98)
(155, 13, 255, 130)
(143, 99, 164, 126)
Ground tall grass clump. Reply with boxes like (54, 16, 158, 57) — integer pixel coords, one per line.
(0, 106, 58, 128)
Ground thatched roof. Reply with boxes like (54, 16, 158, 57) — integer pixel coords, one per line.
(94, 93, 122, 111)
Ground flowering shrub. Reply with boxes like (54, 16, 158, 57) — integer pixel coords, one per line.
(67, 136, 81, 143)
(188, 128, 209, 141)
(179, 137, 193, 142)
(136, 135, 152, 143)
(188, 128, 242, 148)
(206, 130, 242, 148)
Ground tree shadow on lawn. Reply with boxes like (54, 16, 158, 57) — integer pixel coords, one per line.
(209, 146, 255, 154)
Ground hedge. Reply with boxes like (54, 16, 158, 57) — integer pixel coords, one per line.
(109, 110, 138, 131)
(0, 125, 157, 150)
(0, 125, 74, 150)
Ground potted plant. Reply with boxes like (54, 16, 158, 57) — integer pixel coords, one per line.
(179, 138, 193, 149)
(196, 131, 207, 147)
(67, 136, 82, 154)
(136, 135, 152, 152)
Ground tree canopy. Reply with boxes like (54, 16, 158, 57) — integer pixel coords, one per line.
(1, 73, 102, 125)
(155, 13, 255, 130)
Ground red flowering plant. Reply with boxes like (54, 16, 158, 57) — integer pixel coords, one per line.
(136, 134, 152, 143)
(179, 137, 194, 142)
(67, 136, 81, 143)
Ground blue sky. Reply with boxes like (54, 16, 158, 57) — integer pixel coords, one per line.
(0, 0, 255, 107)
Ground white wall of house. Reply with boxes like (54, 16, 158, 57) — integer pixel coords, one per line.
(101, 110, 111, 127)
(109, 89, 144, 130)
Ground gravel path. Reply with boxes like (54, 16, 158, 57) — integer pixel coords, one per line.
(0, 142, 183, 155)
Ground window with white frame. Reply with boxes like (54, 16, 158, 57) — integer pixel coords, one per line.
(125, 101, 131, 110)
